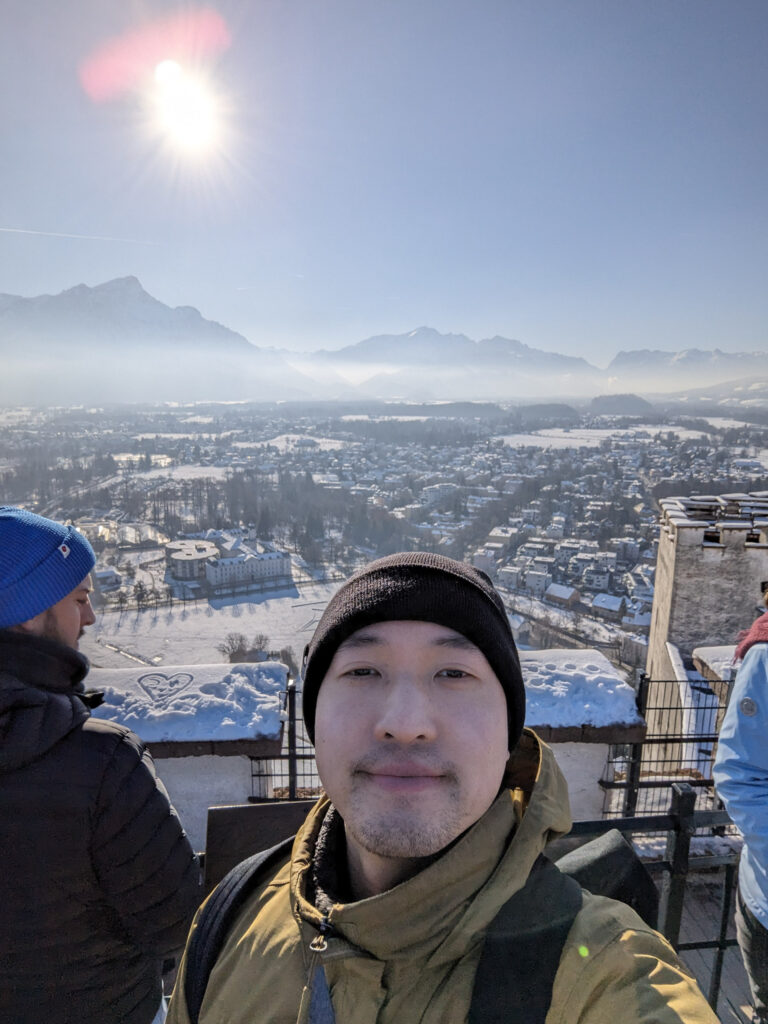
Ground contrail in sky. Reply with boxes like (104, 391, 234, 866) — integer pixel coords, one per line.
(0, 227, 160, 245)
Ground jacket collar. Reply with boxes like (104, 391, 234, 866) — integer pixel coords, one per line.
(0, 630, 93, 772)
(734, 612, 768, 663)
(0, 628, 90, 692)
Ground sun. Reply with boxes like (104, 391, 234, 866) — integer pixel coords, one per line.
(152, 59, 220, 155)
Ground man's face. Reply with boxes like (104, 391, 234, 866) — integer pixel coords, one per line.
(19, 576, 95, 650)
(313, 620, 510, 879)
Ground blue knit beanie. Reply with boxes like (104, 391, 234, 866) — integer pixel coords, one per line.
(0, 506, 96, 628)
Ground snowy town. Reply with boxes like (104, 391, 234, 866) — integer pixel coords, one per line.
(4, 397, 767, 1019)
(3, 401, 767, 661)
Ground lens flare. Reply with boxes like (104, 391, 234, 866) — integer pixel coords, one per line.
(79, 10, 231, 103)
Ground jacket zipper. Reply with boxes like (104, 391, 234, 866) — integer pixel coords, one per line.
(298, 915, 332, 1024)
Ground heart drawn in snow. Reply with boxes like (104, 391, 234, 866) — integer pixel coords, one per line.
(138, 672, 194, 706)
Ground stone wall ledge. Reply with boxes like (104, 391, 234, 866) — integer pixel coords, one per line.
(530, 721, 646, 744)
(148, 735, 283, 758)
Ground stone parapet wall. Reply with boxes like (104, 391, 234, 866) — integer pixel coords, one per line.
(647, 492, 768, 677)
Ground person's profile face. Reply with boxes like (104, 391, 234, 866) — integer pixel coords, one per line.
(23, 575, 95, 650)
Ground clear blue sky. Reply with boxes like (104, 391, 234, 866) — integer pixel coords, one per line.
(1, 0, 766, 365)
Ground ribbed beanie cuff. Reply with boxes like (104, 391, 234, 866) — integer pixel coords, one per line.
(0, 506, 96, 628)
(301, 551, 524, 749)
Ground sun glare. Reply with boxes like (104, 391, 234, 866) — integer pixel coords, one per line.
(152, 60, 219, 155)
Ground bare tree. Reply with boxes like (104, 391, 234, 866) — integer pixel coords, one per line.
(250, 632, 270, 653)
(216, 632, 249, 662)
(133, 581, 148, 611)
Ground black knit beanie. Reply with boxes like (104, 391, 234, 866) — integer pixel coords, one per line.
(301, 551, 525, 749)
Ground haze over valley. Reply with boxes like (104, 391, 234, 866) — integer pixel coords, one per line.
(2, 277, 766, 407)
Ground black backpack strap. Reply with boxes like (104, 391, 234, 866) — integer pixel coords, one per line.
(184, 835, 295, 1024)
(469, 854, 582, 1024)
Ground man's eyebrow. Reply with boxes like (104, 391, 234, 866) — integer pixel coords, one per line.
(336, 631, 384, 649)
(336, 630, 479, 651)
(432, 634, 479, 650)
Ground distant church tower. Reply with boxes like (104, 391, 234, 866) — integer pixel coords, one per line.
(646, 492, 768, 680)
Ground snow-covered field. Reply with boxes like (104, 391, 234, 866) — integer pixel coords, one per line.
(248, 434, 356, 452)
(132, 431, 237, 441)
(81, 582, 340, 669)
(136, 465, 234, 481)
(496, 425, 709, 450)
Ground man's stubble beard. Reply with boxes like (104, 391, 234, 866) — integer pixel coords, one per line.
(343, 768, 466, 861)
(41, 610, 83, 651)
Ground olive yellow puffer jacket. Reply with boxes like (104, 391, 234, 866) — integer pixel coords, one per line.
(168, 730, 717, 1024)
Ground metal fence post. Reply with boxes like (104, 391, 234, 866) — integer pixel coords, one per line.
(624, 672, 650, 817)
(287, 679, 297, 801)
(708, 861, 736, 1010)
(660, 782, 696, 947)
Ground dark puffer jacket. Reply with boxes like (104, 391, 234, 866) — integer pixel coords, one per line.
(0, 629, 201, 1024)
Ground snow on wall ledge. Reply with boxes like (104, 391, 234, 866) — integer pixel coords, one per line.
(521, 649, 642, 730)
(88, 662, 286, 742)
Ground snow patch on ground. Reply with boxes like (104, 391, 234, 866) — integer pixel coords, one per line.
(137, 465, 232, 480)
(496, 425, 708, 450)
(250, 434, 356, 452)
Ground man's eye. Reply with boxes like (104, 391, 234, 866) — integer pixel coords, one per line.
(345, 667, 378, 677)
(438, 669, 468, 679)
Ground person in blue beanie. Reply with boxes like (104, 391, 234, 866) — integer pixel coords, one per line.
(0, 506, 201, 1024)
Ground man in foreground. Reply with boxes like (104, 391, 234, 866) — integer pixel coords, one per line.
(0, 506, 200, 1024)
(169, 551, 716, 1023)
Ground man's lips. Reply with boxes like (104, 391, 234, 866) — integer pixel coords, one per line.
(357, 763, 446, 790)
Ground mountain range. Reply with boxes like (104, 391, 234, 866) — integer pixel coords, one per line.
(0, 277, 764, 406)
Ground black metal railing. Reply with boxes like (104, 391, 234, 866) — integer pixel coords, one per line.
(249, 682, 323, 801)
(571, 782, 739, 1012)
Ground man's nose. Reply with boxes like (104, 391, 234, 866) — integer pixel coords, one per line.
(373, 678, 438, 743)
(82, 599, 96, 628)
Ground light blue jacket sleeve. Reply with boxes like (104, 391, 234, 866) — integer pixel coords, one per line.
(713, 643, 768, 925)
